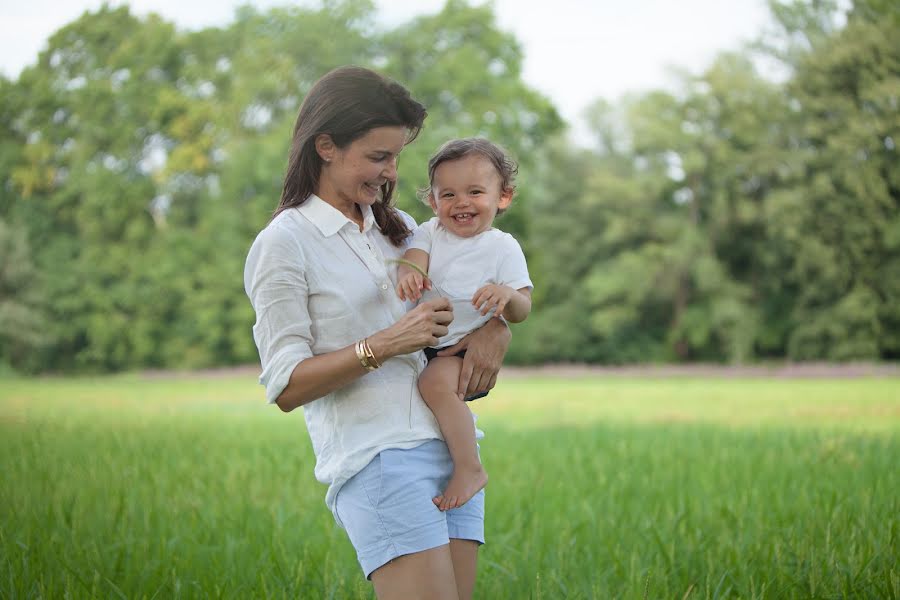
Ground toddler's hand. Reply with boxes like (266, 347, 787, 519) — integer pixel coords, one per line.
(396, 272, 429, 302)
(472, 284, 514, 316)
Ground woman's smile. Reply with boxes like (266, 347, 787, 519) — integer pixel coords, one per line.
(363, 181, 381, 197)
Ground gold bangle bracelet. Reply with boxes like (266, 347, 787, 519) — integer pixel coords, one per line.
(355, 340, 376, 372)
(362, 338, 381, 369)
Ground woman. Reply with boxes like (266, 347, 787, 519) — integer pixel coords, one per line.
(244, 66, 510, 599)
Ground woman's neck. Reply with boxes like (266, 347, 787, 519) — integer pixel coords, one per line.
(316, 191, 364, 230)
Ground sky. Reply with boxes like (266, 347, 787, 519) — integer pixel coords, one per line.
(0, 0, 775, 141)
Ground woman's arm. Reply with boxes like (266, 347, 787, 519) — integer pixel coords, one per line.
(274, 298, 453, 412)
(436, 316, 511, 399)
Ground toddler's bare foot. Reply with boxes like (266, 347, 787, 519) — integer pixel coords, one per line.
(432, 465, 488, 511)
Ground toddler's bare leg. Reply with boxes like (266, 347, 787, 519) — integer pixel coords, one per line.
(419, 356, 488, 511)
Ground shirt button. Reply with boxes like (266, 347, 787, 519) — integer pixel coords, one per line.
(381, 284, 388, 290)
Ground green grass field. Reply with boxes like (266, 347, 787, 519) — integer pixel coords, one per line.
(1, 373, 898, 599)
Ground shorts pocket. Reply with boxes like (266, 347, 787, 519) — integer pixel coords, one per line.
(360, 453, 384, 507)
(334, 453, 385, 530)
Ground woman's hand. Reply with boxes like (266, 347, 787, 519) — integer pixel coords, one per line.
(437, 317, 510, 399)
(368, 298, 453, 361)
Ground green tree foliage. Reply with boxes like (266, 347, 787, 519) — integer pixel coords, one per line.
(1, 1, 561, 372)
(0, 218, 50, 371)
(1, 0, 897, 371)
(764, 1, 900, 360)
(517, 0, 897, 364)
(504, 138, 614, 364)
(8, 6, 179, 369)
(605, 56, 783, 363)
(521, 56, 786, 364)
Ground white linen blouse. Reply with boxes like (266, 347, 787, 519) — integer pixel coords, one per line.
(244, 195, 442, 519)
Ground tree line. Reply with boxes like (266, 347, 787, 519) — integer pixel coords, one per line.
(1, 0, 897, 373)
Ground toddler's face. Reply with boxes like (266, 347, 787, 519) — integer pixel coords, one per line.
(428, 154, 512, 238)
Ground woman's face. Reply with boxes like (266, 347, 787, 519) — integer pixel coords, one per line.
(317, 126, 408, 216)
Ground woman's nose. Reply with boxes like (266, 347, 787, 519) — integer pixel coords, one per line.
(382, 157, 398, 181)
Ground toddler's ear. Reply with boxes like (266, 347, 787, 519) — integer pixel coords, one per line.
(428, 193, 439, 214)
(498, 186, 514, 210)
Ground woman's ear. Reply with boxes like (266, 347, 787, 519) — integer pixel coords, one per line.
(315, 134, 336, 163)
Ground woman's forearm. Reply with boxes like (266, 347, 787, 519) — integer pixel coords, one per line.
(275, 298, 452, 411)
(454, 316, 511, 397)
(275, 344, 376, 412)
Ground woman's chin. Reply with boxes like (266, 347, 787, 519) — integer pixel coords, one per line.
(358, 190, 380, 205)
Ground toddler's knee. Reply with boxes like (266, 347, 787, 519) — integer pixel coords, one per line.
(417, 357, 461, 406)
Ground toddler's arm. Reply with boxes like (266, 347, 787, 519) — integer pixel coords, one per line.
(472, 285, 532, 323)
(396, 248, 431, 302)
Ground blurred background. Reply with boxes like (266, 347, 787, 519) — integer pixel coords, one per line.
(1, 0, 897, 374)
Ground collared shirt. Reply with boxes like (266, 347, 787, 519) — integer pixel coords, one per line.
(409, 217, 533, 348)
(244, 195, 441, 519)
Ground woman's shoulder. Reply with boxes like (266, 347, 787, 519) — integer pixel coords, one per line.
(249, 209, 306, 254)
(396, 208, 420, 231)
(244, 211, 308, 287)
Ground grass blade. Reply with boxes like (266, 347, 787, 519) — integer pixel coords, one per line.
(387, 258, 447, 297)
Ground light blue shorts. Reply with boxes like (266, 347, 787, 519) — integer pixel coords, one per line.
(334, 439, 485, 579)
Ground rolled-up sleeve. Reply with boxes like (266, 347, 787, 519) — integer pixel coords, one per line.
(244, 226, 314, 404)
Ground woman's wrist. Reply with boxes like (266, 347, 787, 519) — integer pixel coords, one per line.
(485, 314, 511, 335)
(354, 339, 380, 371)
(475, 316, 511, 356)
(364, 331, 394, 365)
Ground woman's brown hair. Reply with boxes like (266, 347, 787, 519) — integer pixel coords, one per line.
(275, 66, 427, 246)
